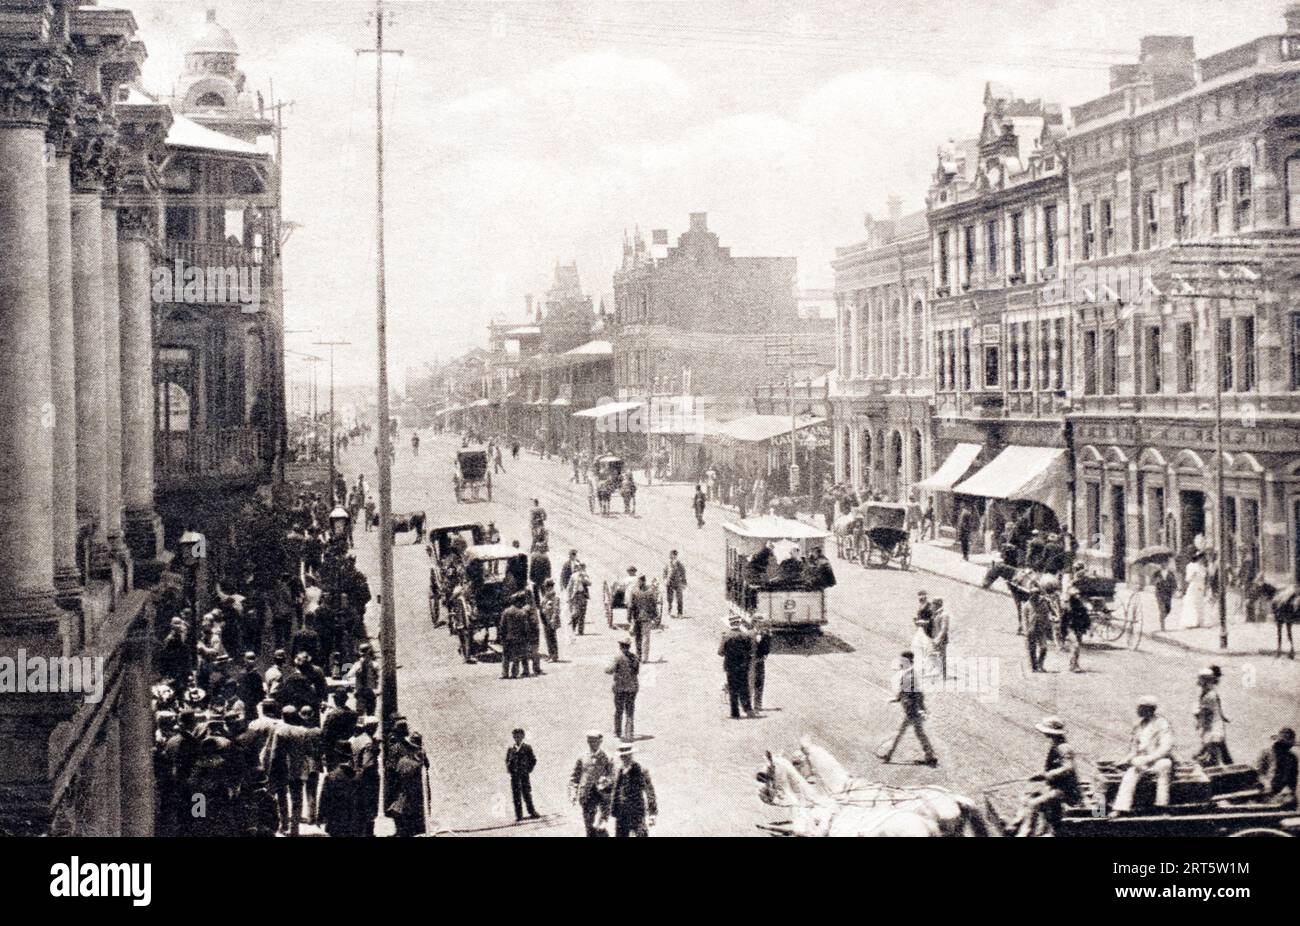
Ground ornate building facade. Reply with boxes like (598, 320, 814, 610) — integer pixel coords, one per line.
(1063, 11, 1300, 584)
(830, 201, 934, 502)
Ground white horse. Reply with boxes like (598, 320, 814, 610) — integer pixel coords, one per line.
(758, 752, 940, 836)
(759, 738, 994, 837)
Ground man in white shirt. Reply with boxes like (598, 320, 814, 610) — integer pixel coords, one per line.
(1111, 696, 1174, 814)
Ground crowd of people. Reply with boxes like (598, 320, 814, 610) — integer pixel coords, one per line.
(150, 476, 432, 837)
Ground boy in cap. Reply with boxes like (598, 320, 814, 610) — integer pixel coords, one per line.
(506, 728, 539, 821)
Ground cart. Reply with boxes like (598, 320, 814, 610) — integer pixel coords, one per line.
(602, 573, 662, 629)
(858, 502, 911, 569)
(832, 512, 864, 563)
(724, 516, 832, 632)
(425, 522, 486, 626)
(1070, 573, 1144, 649)
(1058, 761, 1299, 837)
(588, 454, 625, 514)
(454, 448, 492, 502)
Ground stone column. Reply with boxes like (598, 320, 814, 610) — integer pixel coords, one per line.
(69, 97, 112, 574)
(118, 618, 155, 835)
(45, 79, 81, 610)
(0, 52, 61, 629)
(101, 172, 127, 560)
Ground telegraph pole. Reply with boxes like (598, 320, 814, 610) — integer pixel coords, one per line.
(314, 340, 352, 504)
(359, 0, 403, 723)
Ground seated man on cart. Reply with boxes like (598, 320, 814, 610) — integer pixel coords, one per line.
(1110, 696, 1174, 815)
(1005, 716, 1082, 836)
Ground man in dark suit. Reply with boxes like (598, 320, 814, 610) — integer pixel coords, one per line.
(719, 617, 754, 719)
(500, 593, 530, 679)
(609, 743, 657, 837)
(1152, 562, 1178, 631)
(321, 689, 358, 749)
(234, 651, 265, 716)
(506, 727, 539, 821)
(628, 575, 659, 663)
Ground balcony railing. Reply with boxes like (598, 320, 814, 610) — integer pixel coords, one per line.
(155, 427, 267, 491)
(164, 239, 264, 266)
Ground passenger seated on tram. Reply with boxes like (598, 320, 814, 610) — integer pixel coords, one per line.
(777, 549, 804, 589)
(746, 544, 776, 585)
(802, 546, 836, 591)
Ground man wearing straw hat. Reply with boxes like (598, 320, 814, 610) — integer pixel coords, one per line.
(609, 742, 657, 837)
(1009, 716, 1081, 836)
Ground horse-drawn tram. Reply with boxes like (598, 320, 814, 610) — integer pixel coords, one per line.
(725, 516, 832, 632)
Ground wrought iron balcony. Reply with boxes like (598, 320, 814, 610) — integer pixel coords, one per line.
(155, 426, 269, 492)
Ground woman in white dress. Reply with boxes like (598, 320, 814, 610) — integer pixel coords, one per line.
(1179, 553, 1207, 629)
(911, 613, 937, 682)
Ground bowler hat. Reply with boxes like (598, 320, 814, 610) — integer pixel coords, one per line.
(1035, 716, 1067, 736)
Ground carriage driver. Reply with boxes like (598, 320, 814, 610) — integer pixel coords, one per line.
(1008, 717, 1082, 836)
(1110, 696, 1174, 815)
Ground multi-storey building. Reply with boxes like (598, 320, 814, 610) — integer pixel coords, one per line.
(830, 200, 934, 502)
(1063, 11, 1300, 584)
(923, 85, 1073, 540)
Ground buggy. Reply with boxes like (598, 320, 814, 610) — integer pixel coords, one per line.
(858, 502, 911, 570)
(459, 544, 530, 655)
(588, 454, 625, 514)
(454, 448, 492, 502)
(425, 522, 486, 625)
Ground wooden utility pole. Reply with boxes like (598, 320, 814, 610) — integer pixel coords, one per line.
(358, 0, 403, 721)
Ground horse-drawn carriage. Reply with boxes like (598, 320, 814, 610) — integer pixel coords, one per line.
(725, 516, 831, 632)
(588, 454, 625, 514)
(983, 559, 1146, 649)
(602, 570, 663, 629)
(456, 543, 529, 654)
(857, 502, 911, 570)
(454, 448, 492, 502)
(425, 521, 486, 625)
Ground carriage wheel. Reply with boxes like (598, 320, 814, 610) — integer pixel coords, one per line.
(1229, 827, 1294, 837)
(1123, 593, 1145, 650)
(1101, 605, 1128, 643)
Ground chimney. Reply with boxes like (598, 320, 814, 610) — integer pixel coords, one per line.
(1288, 3, 1300, 33)
(887, 195, 902, 223)
(1138, 35, 1196, 98)
(689, 212, 708, 232)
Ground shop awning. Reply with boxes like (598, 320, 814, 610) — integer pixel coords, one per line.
(550, 397, 571, 406)
(708, 414, 825, 444)
(952, 445, 1069, 515)
(915, 442, 982, 492)
(572, 400, 642, 419)
(435, 406, 464, 417)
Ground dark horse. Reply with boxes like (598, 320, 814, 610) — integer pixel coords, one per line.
(1246, 577, 1298, 659)
(982, 561, 1045, 636)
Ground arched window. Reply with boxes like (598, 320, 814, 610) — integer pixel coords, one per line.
(195, 91, 226, 108)
(859, 430, 872, 487)
(911, 429, 924, 483)
(891, 430, 904, 477)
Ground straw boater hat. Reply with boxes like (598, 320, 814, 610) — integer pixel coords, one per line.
(1137, 695, 1158, 709)
(617, 743, 635, 755)
(586, 729, 603, 740)
(1035, 716, 1067, 737)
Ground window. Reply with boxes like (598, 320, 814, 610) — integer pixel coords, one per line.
(1141, 190, 1158, 249)
(1102, 327, 1118, 395)
(1082, 329, 1098, 395)
(1232, 166, 1253, 230)
(961, 328, 972, 390)
(1100, 199, 1114, 256)
(986, 218, 999, 273)
(948, 331, 957, 390)
(1020, 321, 1032, 387)
(1081, 203, 1095, 260)
(1174, 181, 1190, 239)
(936, 331, 947, 390)
(938, 230, 950, 289)
(1177, 322, 1196, 392)
(1288, 158, 1300, 227)
(1086, 482, 1102, 546)
(1053, 318, 1065, 390)
(1008, 326, 1019, 390)
(1039, 319, 1051, 387)
(1291, 314, 1300, 389)
(1211, 171, 1229, 233)
(962, 225, 976, 286)
(1219, 317, 1234, 391)
(1239, 316, 1256, 392)
(1011, 211, 1025, 279)
(1043, 204, 1058, 268)
(984, 344, 1000, 389)
(1144, 324, 1163, 394)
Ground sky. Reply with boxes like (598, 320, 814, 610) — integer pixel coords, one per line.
(123, 0, 1287, 390)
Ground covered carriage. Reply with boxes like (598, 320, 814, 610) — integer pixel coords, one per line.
(588, 454, 625, 513)
(425, 521, 486, 625)
(857, 502, 911, 570)
(724, 516, 832, 631)
(453, 448, 492, 502)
